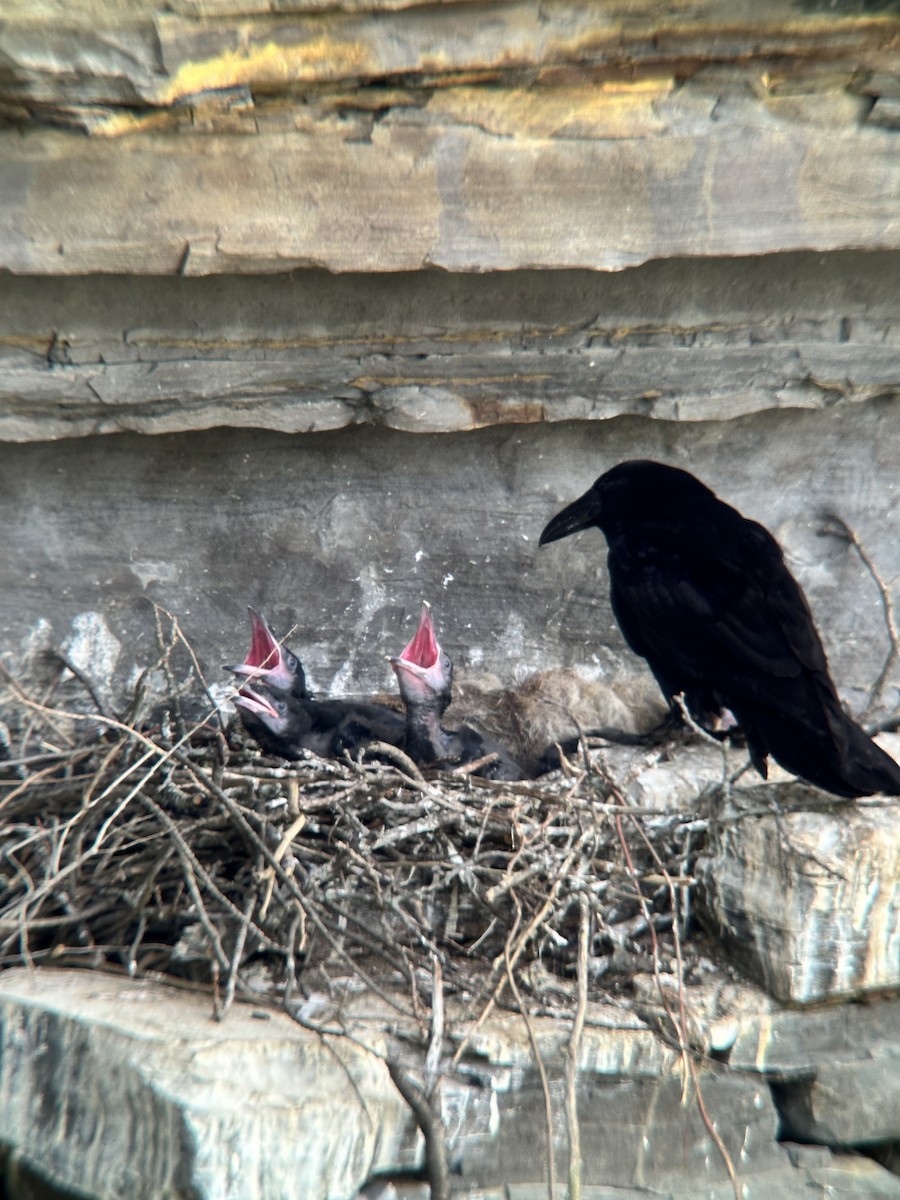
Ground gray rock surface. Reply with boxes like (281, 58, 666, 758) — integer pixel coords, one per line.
(729, 999, 900, 1152)
(2, 255, 899, 442)
(697, 783, 900, 1004)
(2, 399, 897, 705)
(0, 971, 413, 1200)
(1, 969, 898, 1200)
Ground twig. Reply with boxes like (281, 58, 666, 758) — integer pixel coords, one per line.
(565, 894, 589, 1200)
(137, 794, 280, 953)
(153, 605, 225, 730)
(822, 514, 899, 715)
(173, 751, 417, 1019)
(598, 762, 741, 1200)
(217, 885, 257, 1021)
(505, 932, 557, 1200)
(386, 1059, 451, 1200)
(362, 740, 428, 784)
(672, 693, 727, 752)
(258, 813, 307, 919)
(423, 953, 444, 1095)
(181, 856, 231, 976)
(448, 751, 500, 777)
(450, 833, 588, 1071)
(47, 650, 110, 719)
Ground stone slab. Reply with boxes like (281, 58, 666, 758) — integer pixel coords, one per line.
(0, 970, 414, 1200)
(1, 971, 899, 1200)
(696, 791, 900, 1003)
(1, 253, 898, 442)
(2, 113, 898, 276)
(3, 342, 898, 443)
(730, 1000, 900, 1147)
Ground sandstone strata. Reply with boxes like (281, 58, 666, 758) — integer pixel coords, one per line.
(1, 256, 899, 444)
(2, 2, 899, 280)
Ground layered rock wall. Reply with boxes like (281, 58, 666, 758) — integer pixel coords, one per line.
(1, 5, 899, 1198)
(2, 3, 899, 696)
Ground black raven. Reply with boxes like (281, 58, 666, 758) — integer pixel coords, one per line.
(225, 607, 310, 701)
(227, 608, 405, 758)
(233, 684, 311, 760)
(539, 459, 900, 798)
(389, 603, 524, 781)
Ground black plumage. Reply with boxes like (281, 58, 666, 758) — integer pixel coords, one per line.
(227, 608, 405, 759)
(389, 603, 524, 781)
(233, 684, 310, 760)
(539, 459, 900, 799)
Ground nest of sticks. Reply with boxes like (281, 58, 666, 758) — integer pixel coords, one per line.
(0, 611, 720, 1040)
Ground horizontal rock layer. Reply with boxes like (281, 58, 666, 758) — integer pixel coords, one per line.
(1, 254, 898, 441)
(2, 101, 898, 276)
(1, 3, 899, 275)
(3, 1, 897, 107)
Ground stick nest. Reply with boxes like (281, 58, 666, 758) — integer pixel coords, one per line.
(0, 613, 714, 1029)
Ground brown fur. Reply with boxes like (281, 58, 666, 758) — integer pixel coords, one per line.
(451, 667, 668, 775)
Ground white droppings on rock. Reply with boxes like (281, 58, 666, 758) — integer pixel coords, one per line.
(62, 612, 121, 696)
(22, 617, 54, 660)
(496, 611, 525, 662)
(129, 559, 179, 589)
(328, 659, 356, 695)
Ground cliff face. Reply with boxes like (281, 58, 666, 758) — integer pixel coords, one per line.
(1, 3, 899, 699)
(1, 5, 899, 1199)
(3, 2, 900, 274)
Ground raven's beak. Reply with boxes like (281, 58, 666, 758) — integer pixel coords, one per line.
(389, 602, 447, 698)
(388, 655, 434, 700)
(224, 607, 294, 691)
(539, 489, 598, 546)
(233, 684, 279, 720)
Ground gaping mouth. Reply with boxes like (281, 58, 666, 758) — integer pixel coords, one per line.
(389, 602, 446, 697)
(397, 602, 438, 670)
(233, 683, 280, 721)
(225, 607, 293, 691)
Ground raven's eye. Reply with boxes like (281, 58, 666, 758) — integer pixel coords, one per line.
(441, 653, 452, 673)
(275, 699, 287, 715)
(285, 651, 299, 672)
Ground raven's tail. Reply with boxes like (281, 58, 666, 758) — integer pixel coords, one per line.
(738, 699, 900, 799)
(836, 715, 900, 798)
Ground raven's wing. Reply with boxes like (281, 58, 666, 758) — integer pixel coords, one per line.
(309, 699, 401, 734)
(606, 516, 833, 709)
